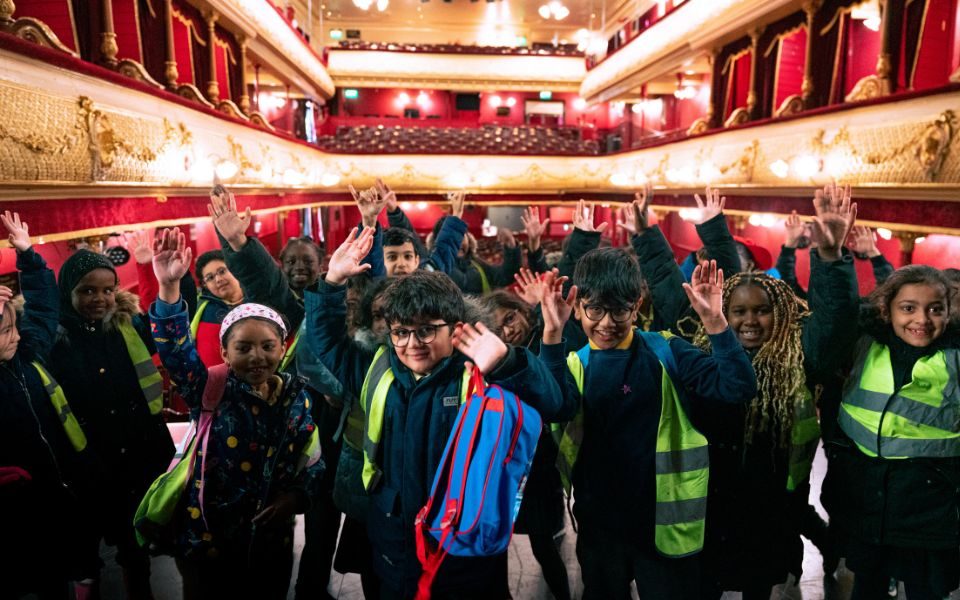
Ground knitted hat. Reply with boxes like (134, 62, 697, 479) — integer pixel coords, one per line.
(58, 249, 118, 303)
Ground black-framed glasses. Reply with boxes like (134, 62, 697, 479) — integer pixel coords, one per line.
(582, 303, 633, 323)
(202, 266, 230, 284)
(389, 323, 450, 347)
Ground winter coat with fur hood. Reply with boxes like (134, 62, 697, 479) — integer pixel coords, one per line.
(49, 285, 174, 514)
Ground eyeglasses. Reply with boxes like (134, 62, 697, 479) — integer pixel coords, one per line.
(390, 323, 450, 347)
(582, 303, 634, 323)
(202, 266, 230, 284)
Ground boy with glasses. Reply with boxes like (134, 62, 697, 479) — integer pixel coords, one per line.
(538, 247, 757, 600)
(191, 250, 244, 366)
(305, 227, 573, 599)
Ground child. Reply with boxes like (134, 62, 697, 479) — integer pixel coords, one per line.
(0, 212, 96, 599)
(539, 248, 757, 600)
(305, 226, 571, 599)
(191, 249, 245, 366)
(50, 245, 175, 599)
(148, 228, 323, 599)
(381, 183, 469, 278)
(693, 272, 831, 598)
(807, 192, 960, 599)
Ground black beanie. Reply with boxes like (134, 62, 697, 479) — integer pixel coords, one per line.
(58, 249, 118, 308)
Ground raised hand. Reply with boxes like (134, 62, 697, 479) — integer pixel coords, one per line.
(497, 227, 517, 249)
(1, 211, 31, 252)
(784, 211, 806, 249)
(326, 226, 375, 285)
(618, 182, 654, 235)
(0, 285, 13, 315)
(848, 225, 880, 257)
(513, 268, 543, 307)
(128, 230, 155, 264)
(520, 207, 550, 252)
(152, 228, 193, 303)
(809, 184, 856, 261)
(376, 178, 399, 212)
(447, 191, 466, 219)
(538, 270, 577, 345)
(690, 186, 725, 225)
(351, 183, 388, 228)
(573, 199, 609, 234)
(452, 322, 508, 375)
(208, 186, 252, 251)
(682, 260, 727, 334)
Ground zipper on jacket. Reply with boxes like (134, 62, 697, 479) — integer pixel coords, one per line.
(3, 363, 71, 492)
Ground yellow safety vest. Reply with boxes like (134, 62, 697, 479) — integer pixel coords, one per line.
(786, 388, 820, 492)
(189, 299, 210, 340)
(557, 331, 709, 558)
(470, 260, 491, 294)
(359, 346, 471, 491)
(118, 322, 164, 416)
(31, 362, 88, 452)
(280, 328, 301, 373)
(840, 338, 960, 459)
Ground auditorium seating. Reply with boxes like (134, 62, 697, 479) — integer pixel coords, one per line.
(335, 40, 583, 57)
(315, 124, 599, 155)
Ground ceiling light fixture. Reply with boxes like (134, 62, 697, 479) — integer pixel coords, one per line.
(539, 1, 569, 20)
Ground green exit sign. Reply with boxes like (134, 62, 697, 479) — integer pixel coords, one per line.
(344, 89, 359, 99)
(539, 91, 552, 100)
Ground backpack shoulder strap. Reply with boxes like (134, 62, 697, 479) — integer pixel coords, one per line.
(575, 343, 591, 368)
(637, 330, 679, 383)
(195, 363, 229, 529)
(202, 363, 230, 412)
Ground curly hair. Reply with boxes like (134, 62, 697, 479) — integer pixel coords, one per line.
(694, 272, 809, 447)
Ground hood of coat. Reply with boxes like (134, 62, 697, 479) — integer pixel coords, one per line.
(59, 288, 142, 338)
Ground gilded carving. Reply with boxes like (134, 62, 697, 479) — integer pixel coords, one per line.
(217, 100, 249, 121)
(775, 95, 805, 118)
(687, 118, 710, 135)
(724, 107, 750, 128)
(3, 17, 79, 58)
(915, 111, 954, 181)
(248, 111, 275, 131)
(117, 59, 165, 90)
(176, 84, 215, 109)
(845, 74, 890, 103)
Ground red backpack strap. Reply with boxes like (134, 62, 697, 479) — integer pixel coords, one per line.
(195, 364, 229, 527)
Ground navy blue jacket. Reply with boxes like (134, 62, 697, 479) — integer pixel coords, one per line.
(541, 328, 756, 547)
(304, 281, 571, 596)
(386, 208, 468, 275)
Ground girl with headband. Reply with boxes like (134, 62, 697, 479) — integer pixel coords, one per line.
(147, 228, 323, 599)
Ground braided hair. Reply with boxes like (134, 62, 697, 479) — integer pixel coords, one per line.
(694, 272, 809, 447)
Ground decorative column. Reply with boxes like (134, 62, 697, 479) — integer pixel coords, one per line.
(746, 27, 763, 118)
(100, 0, 118, 67)
(238, 36, 250, 113)
(875, 0, 902, 95)
(163, 0, 178, 87)
(895, 232, 918, 265)
(0, 1, 15, 26)
(800, 0, 822, 107)
(205, 11, 220, 104)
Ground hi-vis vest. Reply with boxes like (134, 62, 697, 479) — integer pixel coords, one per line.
(470, 260, 491, 294)
(189, 299, 210, 340)
(359, 346, 471, 491)
(118, 322, 164, 416)
(31, 362, 88, 452)
(787, 388, 820, 492)
(557, 331, 709, 558)
(280, 328, 301, 372)
(839, 338, 960, 459)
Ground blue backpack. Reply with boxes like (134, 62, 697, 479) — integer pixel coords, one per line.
(414, 365, 542, 599)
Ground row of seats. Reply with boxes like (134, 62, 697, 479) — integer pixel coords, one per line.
(315, 124, 600, 155)
(334, 40, 583, 57)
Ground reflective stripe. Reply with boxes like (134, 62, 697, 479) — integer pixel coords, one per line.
(118, 322, 164, 415)
(655, 446, 709, 474)
(31, 362, 87, 452)
(298, 428, 322, 471)
(189, 299, 210, 340)
(840, 340, 960, 459)
(280, 328, 301, 372)
(786, 390, 820, 491)
(654, 497, 708, 526)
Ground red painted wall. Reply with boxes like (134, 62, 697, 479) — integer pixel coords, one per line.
(774, 27, 807, 110)
(911, 0, 956, 90)
(844, 19, 882, 96)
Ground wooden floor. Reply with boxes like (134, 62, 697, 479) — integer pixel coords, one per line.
(83, 446, 959, 600)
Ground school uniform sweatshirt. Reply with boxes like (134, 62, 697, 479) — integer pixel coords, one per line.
(540, 328, 757, 550)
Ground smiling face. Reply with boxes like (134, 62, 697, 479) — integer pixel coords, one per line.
(0, 306, 20, 362)
(727, 284, 775, 349)
(201, 259, 243, 304)
(384, 242, 418, 277)
(220, 319, 285, 387)
(389, 319, 455, 376)
(887, 283, 948, 348)
(574, 296, 640, 350)
(73, 268, 117, 322)
(282, 243, 321, 291)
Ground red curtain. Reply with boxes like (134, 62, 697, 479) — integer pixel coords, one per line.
(755, 10, 807, 119)
(903, 0, 957, 90)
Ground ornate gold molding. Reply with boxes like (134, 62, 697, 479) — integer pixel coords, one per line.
(724, 107, 750, 128)
(217, 99, 248, 121)
(175, 84, 215, 109)
(117, 58, 164, 90)
(1, 16, 79, 58)
(775, 94, 805, 118)
(247, 111, 275, 132)
(687, 118, 710, 135)
(845, 74, 890, 103)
